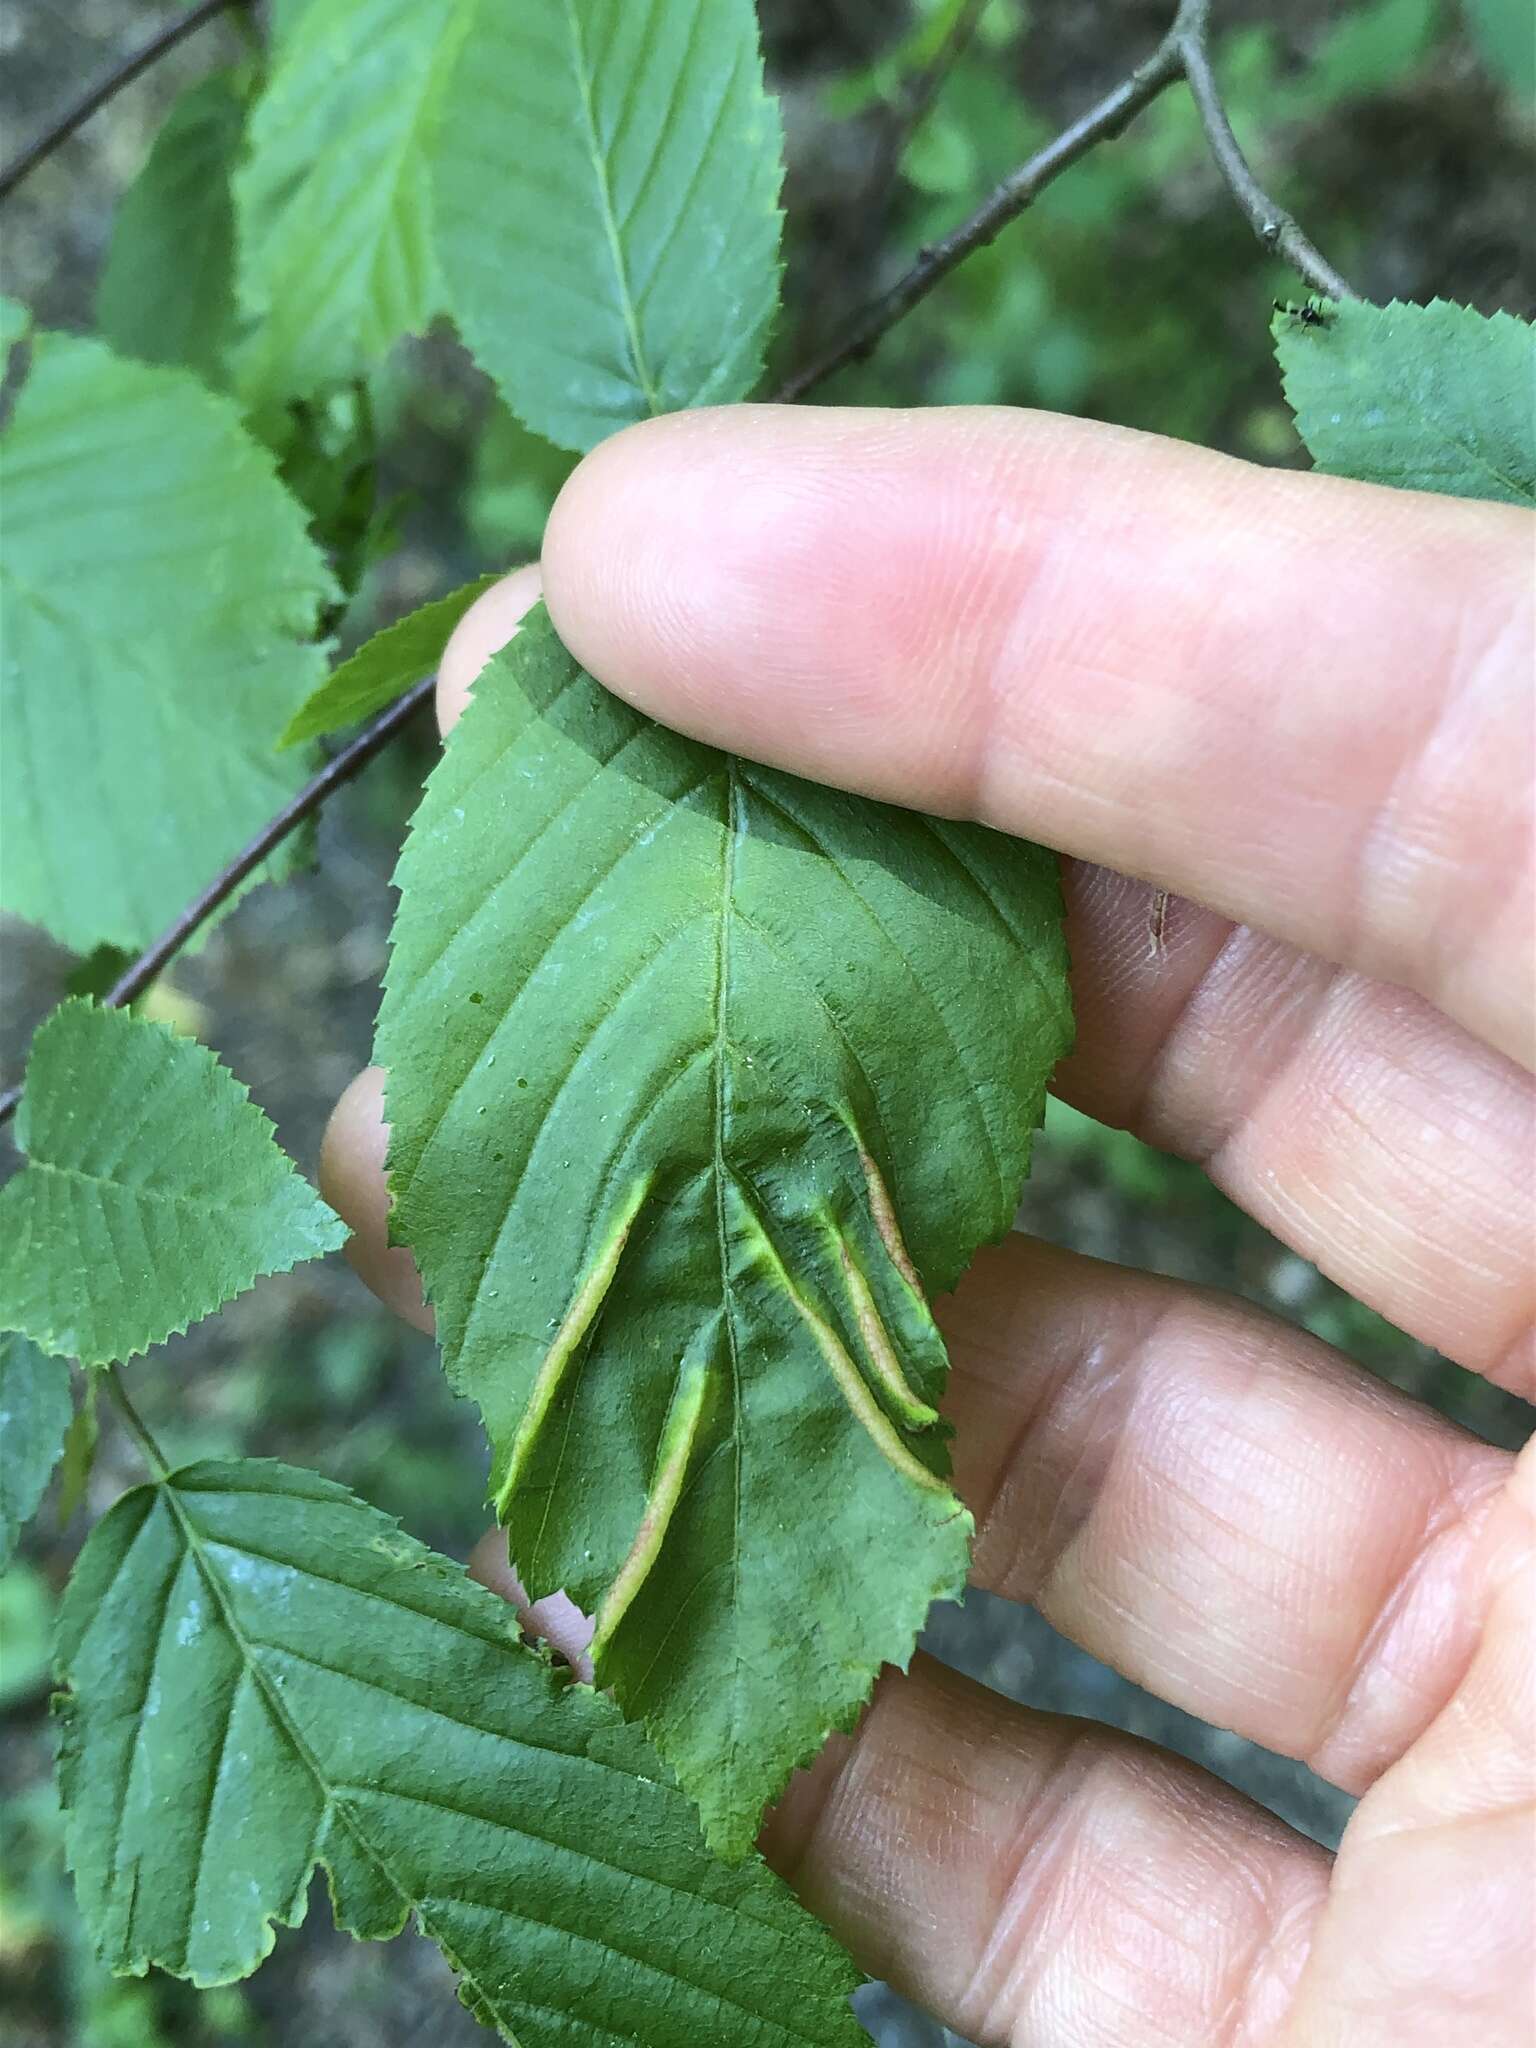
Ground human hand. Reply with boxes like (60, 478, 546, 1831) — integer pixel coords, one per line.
(322, 406, 1534, 2047)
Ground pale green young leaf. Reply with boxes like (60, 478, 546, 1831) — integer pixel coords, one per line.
(233, 0, 472, 404)
(0, 1002, 344, 1366)
(432, 0, 784, 451)
(1462, 0, 1536, 101)
(0, 331, 335, 954)
(0, 1336, 72, 1569)
(266, 0, 316, 44)
(1275, 298, 1536, 506)
(378, 610, 1072, 1855)
(1, 294, 30, 361)
(56, 1458, 866, 2045)
(96, 70, 248, 383)
(279, 575, 500, 747)
(56, 1375, 99, 1525)
(0, 1560, 53, 1706)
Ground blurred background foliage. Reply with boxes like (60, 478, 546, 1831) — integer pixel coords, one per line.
(2, 2, 1532, 2043)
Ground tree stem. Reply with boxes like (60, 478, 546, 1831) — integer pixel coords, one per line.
(1175, 0, 1357, 302)
(104, 1366, 171, 1481)
(0, 1, 248, 205)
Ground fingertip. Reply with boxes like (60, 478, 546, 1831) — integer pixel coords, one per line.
(436, 562, 544, 735)
(467, 1529, 596, 1680)
(320, 1066, 433, 1334)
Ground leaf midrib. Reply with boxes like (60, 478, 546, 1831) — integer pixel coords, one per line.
(709, 759, 749, 1807)
(21, 1157, 293, 1219)
(150, 1478, 522, 2037)
(148, 1479, 841, 2046)
(560, 0, 663, 416)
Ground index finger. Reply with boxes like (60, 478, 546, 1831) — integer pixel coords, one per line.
(541, 404, 1534, 1067)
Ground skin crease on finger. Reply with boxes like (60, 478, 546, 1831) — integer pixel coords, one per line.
(433, 545, 1536, 1394)
(538, 405, 1535, 1072)
(321, 1068, 1511, 1799)
(320, 1076, 1532, 2047)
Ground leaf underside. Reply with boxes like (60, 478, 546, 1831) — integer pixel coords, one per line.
(0, 1333, 72, 1569)
(432, 0, 784, 452)
(1275, 297, 1536, 505)
(280, 574, 501, 747)
(234, 0, 470, 404)
(56, 1459, 866, 2046)
(378, 611, 1073, 1855)
(0, 330, 334, 954)
(0, 1002, 344, 1366)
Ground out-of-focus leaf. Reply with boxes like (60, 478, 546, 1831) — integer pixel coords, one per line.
(466, 407, 577, 559)
(96, 70, 248, 382)
(0, 1002, 344, 1366)
(0, 330, 334, 953)
(56, 1458, 866, 2044)
(234, 0, 472, 403)
(0, 1561, 53, 1706)
(1462, 0, 1536, 100)
(0, 1335, 72, 1568)
(56, 1375, 99, 1526)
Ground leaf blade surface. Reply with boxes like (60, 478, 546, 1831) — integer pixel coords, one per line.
(56, 1457, 866, 2045)
(0, 1334, 72, 1567)
(0, 331, 334, 952)
(0, 1002, 344, 1365)
(432, 0, 784, 451)
(378, 611, 1072, 1853)
(1275, 297, 1536, 505)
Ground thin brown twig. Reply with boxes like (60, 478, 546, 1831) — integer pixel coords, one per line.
(774, 27, 1187, 402)
(0, 677, 437, 1131)
(1174, 0, 1356, 301)
(0, 0, 245, 205)
(775, 0, 1355, 402)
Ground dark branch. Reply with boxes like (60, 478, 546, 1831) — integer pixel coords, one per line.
(775, 0, 1357, 402)
(774, 28, 1186, 402)
(0, 0, 244, 205)
(0, 677, 437, 1130)
(1175, 0, 1357, 302)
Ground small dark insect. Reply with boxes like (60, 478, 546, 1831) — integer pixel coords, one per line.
(1274, 299, 1333, 327)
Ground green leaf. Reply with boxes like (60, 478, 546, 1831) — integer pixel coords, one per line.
(1275, 298, 1536, 506)
(56, 1458, 866, 2045)
(0, 1560, 54, 1706)
(280, 575, 500, 747)
(233, 0, 473, 404)
(96, 70, 248, 382)
(1462, 0, 1536, 101)
(0, 1002, 344, 1366)
(466, 406, 578, 559)
(0, 330, 335, 954)
(0, 1335, 72, 1568)
(432, 0, 784, 451)
(56, 1374, 100, 1525)
(378, 609, 1072, 1855)
(1, 293, 30, 361)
